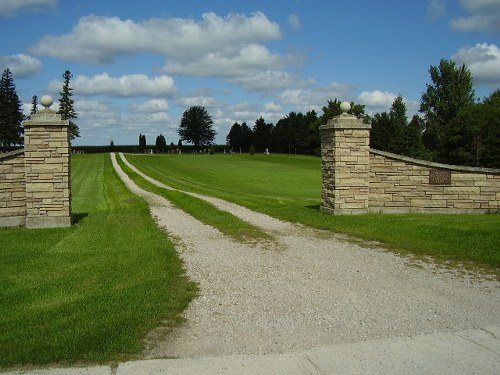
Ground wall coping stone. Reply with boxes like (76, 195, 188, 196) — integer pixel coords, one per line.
(0, 149, 25, 162)
(370, 148, 500, 174)
(320, 114, 371, 130)
(24, 109, 69, 127)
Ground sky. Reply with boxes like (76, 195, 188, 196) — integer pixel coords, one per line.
(0, 0, 499, 146)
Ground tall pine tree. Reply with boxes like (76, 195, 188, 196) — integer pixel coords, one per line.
(30, 95, 38, 115)
(57, 70, 80, 140)
(0, 68, 24, 147)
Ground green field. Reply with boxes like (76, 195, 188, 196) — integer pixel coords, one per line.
(125, 153, 500, 271)
(0, 154, 197, 367)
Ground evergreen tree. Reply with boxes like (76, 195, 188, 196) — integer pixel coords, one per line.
(400, 115, 425, 159)
(226, 122, 244, 151)
(138, 133, 146, 153)
(481, 90, 500, 168)
(30, 95, 38, 115)
(445, 90, 500, 167)
(370, 112, 393, 151)
(252, 117, 273, 152)
(57, 70, 80, 140)
(0, 68, 24, 147)
(155, 134, 167, 153)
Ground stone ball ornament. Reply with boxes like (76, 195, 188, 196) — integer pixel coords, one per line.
(40, 95, 54, 109)
(340, 101, 351, 113)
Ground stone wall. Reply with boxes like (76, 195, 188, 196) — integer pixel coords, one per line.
(320, 105, 500, 214)
(0, 150, 27, 227)
(0, 102, 71, 228)
(320, 112, 371, 214)
(369, 149, 500, 213)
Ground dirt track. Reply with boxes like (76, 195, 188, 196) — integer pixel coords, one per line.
(112, 153, 500, 359)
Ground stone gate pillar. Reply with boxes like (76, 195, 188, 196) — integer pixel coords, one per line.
(23, 95, 71, 228)
(320, 102, 371, 215)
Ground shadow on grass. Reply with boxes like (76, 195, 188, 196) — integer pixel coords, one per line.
(305, 204, 321, 211)
(72, 212, 89, 225)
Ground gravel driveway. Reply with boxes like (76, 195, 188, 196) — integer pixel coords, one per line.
(112, 153, 500, 359)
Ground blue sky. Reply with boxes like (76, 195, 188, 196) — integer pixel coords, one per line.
(1, 0, 499, 146)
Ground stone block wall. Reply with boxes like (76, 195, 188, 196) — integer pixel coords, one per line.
(0, 105, 71, 228)
(320, 107, 500, 215)
(320, 113, 371, 214)
(0, 150, 26, 227)
(369, 149, 500, 213)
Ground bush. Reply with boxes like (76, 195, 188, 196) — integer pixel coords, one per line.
(249, 145, 255, 155)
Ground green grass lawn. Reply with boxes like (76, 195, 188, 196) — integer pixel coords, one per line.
(125, 153, 500, 271)
(0, 154, 197, 367)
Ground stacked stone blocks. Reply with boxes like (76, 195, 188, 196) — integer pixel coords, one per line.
(0, 106, 71, 228)
(0, 150, 26, 227)
(320, 107, 500, 214)
(369, 150, 500, 213)
(320, 112, 371, 214)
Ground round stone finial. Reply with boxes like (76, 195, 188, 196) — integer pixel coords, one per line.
(40, 95, 53, 108)
(340, 101, 351, 113)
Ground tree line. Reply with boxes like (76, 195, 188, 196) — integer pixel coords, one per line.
(148, 59, 499, 168)
(225, 59, 500, 168)
(0, 68, 80, 151)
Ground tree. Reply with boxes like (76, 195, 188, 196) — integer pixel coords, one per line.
(252, 117, 273, 152)
(155, 134, 167, 153)
(57, 70, 80, 140)
(226, 122, 243, 151)
(420, 59, 475, 160)
(0, 68, 24, 147)
(30, 95, 38, 115)
(178, 106, 216, 151)
(310, 99, 367, 150)
(400, 115, 425, 159)
(139, 133, 146, 153)
(480, 90, 500, 168)
(445, 90, 500, 167)
(371, 95, 408, 154)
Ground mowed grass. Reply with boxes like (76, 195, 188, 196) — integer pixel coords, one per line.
(0, 154, 197, 367)
(115, 154, 271, 243)
(125, 153, 500, 270)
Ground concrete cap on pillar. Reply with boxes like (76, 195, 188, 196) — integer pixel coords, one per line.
(40, 95, 53, 109)
(340, 101, 351, 113)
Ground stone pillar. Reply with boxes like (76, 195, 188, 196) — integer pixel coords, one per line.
(23, 95, 71, 228)
(320, 102, 371, 214)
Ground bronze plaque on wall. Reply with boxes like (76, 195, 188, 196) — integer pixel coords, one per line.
(429, 170, 451, 185)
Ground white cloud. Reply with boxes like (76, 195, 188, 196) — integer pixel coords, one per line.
(165, 44, 284, 77)
(177, 95, 218, 108)
(357, 90, 397, 108)
(0, 0, 56, 16)
(48, 73, 177, 97)
(132, 99, 169, 113)
(453, 43, 500, 86)
(451, 0, 500, 33)
(427, 0, 447, 20)
(230, 70, 312, 92)
(280, 82, 354, 112)
(264, 102, 282, 112)
(288, 14, 301, 30)
(0, 54, 42, 78)
(31, 12, 281, 64)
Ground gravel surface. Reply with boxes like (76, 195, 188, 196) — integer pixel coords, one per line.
(112, 153, 500, 359)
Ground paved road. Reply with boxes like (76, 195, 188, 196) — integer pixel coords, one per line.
(3, 325, 499, 375)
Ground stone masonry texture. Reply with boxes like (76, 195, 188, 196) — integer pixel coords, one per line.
(321, 113, 500, 215)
